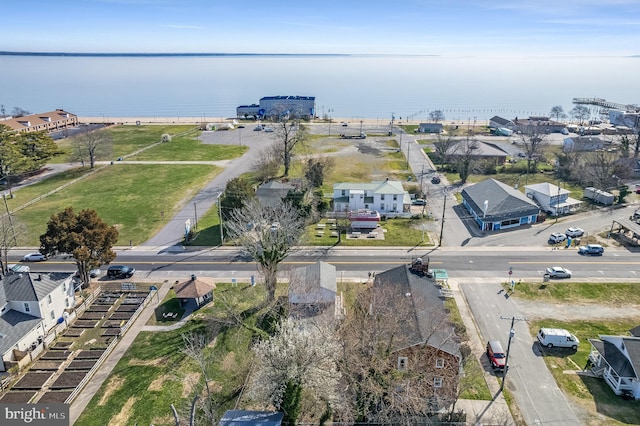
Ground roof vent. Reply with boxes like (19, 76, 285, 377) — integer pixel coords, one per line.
(191, 274, 196, 281)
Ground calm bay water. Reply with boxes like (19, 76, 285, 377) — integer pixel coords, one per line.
(1, 55, 639, 121)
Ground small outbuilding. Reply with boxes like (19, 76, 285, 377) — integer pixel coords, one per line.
(173, 275, 215, 310)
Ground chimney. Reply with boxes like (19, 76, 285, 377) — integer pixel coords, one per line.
(191, 274, 196, 281)
(38, 274, 42, 280)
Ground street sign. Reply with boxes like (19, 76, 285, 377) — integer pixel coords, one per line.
(508, 270, 513, 275)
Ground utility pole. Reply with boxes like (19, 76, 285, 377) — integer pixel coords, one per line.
(497, 315, 527, 396)
(438, 190, 447, 247)
(216, 192, 224, 244)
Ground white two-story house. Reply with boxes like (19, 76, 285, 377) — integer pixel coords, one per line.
(0, 271, 76, 371)
(524, 182, 582, 216)
(333, 179, 411, 215)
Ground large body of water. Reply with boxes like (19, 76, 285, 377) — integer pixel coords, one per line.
(1, 54, 639, 122)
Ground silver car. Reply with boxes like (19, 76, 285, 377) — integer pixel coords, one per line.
(545, 266, 572, 278)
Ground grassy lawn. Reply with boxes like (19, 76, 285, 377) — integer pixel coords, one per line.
(11, 164, 221, 246)
(130, 132, 248, 161)
(75, 283, 270, 426)
(501, 281, 640, 424)
(303, 217, 433, 246)
(146, 289, 186, 326)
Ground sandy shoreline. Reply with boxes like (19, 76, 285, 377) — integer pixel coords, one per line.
(79, 116, 488, 126)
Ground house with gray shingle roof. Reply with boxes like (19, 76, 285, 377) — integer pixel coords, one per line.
(256, 181, 295, 207)
(0, 271, 75, 371)
(288, 261, 344, 324)
(588, 333, 640, 399)
(524, 182, 582, 216)
(333, 179, 411, 215)
(372, 265, 461, 410)
(489, 116, 515, 130)
(461, 178, 540, 231)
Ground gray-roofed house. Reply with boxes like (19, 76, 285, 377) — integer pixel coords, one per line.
(562, 136, 608, 152)
(588, 334, 640, 399)
(489, 116, 515, 130)
(461, 178, 540, 231)
(524, 182, 582, 216)
(418, 123, 444, 134)
(288, 261, 344, 323)
(446, 140, 509, 165)
(372, 265, 462, 411)
(333, 179, 411, 215)
(0, 271, 75, 371)
(255, 181, 295, 207)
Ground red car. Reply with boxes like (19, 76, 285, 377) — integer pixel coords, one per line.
(486, 340, 506, 370)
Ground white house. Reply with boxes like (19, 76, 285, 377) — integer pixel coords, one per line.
(333, 179, 411, 215)
(588, 334, 640, 399)
(0, 271, 76, 371)
(524, 182, 582, 216)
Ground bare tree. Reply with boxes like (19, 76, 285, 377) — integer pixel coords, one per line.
(253, 143, 282, 183)
(570, 105, 590, 125)
(516, 125, 550, 173)
(180, 331, 218, 425)
(582, 150, 626, 189)
(11, 107, 30, 117)
(0, 214, 25, 273)
(429, 110, 445, 123)
(273, 119, 306, 176)
(70, 128, 112, 168)
(451, 136, 479, 183)
(224, 198, 304, 303)
(247, 318, 343, 424)
(549, 106, 567, 122)
(432, 130, 456, 166)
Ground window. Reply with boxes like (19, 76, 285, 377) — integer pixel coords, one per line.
(50, 310, 55, 321)
(436, 358, 444, 368)
(397, 356, 408, 371)
(380, 203, 385, 210)
(24, 303, 30, 313)
(381, 194, 385, 200)
(62, 282, 67, 292)
(341, 190, 345, 196)
(350, 194, 354, 199)
(47, 295, 52, 305)
(434, 377, 443, 388)
(393, 194, 397, 201)
(65, 298, 69, 308)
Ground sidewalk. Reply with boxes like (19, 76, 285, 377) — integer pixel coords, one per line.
(69, 280, 172, 425)
(449, 278, 515, 425)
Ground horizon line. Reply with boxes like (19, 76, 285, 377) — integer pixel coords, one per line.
(0, 51, 440, 58)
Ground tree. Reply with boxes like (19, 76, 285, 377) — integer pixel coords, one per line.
(11, 107, 30, 117)
(516, 125, 550, 173)
(451, 136, 479, 183)
(247, 318, 342, 424)
(429, 110, 445, 123)
(70, 128, 113, 168)
(179, 331, 218, 425)
(0, 214, 24, 274)
(220, 177, 255, 221)
(581, 151, 626, 189)
(432, 130, 456, 166)
(224, 199, 304, 302)
(570, 105, 590, 125)
(304, 157, 333, 188)
(274, 119, 306, 176)
(549, 106, 566, 122)
(39, 207, 118, 287)
(253, 143, 282, 183)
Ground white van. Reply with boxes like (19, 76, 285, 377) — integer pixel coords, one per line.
(537, 328, 579, 349)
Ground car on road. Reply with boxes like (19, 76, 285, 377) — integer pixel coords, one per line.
(486, 340, 506, 371)
(412, 198, 426, 206)
(253, 125, 262, 131)
(578, 244, 604, 256)
(22, 252, 46, 262)
(341, 122, 348, 126)
(548, 232, 567, 244)
(431, 175, 441, 184)
(264, 127, 274, 132)
(89, 268, 101, 278)
(565, 227, 584, 238)
(107, 265, 135, 279)
(545, 266, 572, 278)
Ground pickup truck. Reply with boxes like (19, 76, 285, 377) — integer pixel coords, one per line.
(578, 244, 604, 256)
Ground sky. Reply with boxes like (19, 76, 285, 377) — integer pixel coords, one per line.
(3, 0, 640, 56)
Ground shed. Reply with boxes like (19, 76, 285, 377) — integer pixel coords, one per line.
(173, 275, 215, 310)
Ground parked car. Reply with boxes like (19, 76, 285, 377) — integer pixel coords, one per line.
(548, 232, 567, 244)
(89, 268, 102, 278)
(565, 227, 584, 238)
(537, 328, 579, 350)
(107, 265, 135, 279)
(431, 175, 441, 184)
(545, 266, 572, 278)
(253, 125, 262, 131)
(486, 340, 506, 371)
(22, 252, 46, 262)
(412, 198, 426, 206)
(264, 127, 274, 133)
(578, 244, 604, 256)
